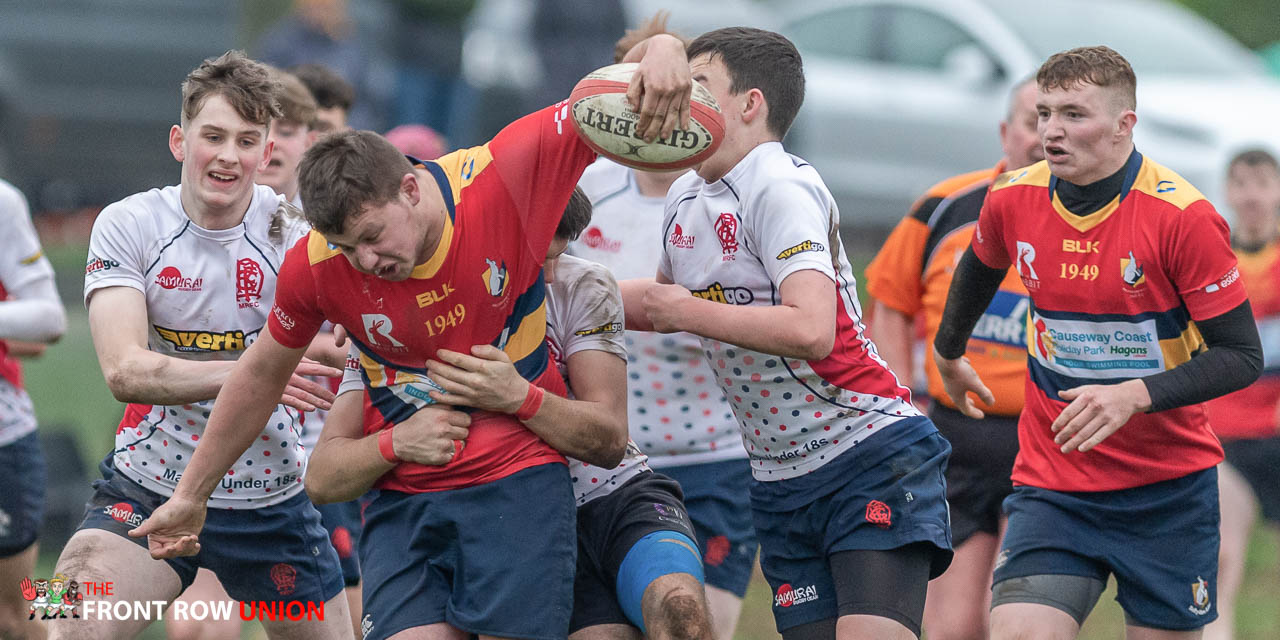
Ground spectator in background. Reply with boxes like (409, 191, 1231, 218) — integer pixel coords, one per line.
(290, 63, 356, 133)
(1203, 148, 1280, 640)
(526, 0, 625, 113)
(390, 0, 476, 144)
(384, 124, 448, 161)
(256, 0, 376, 129)
(0, 177, 66, 640)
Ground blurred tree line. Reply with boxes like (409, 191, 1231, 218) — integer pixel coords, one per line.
(1175, 0, 1278, 49)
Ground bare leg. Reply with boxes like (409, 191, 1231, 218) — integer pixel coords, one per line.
(256, 590, 352, 640)
(640, 573, 714, 640)
(0, 544, 45, 640)
(990, 602, 1080, 640)
(47, 529, 183, 640)
(166, 569, 242, 640)
(922, 530, 1001, 640)
(702, 584, 743, 640)
(1203, 463, 1256, 640)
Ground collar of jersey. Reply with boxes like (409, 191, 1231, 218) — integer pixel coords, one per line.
(409, 159, 456, 280)
(1047, 149, 1143, 233)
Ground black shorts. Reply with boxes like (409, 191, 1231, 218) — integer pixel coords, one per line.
(929, 404, 1018, 546)
(0, 432, 44, 556)
(1222, 436, 1280, 523)
(570, 471, 698, 634)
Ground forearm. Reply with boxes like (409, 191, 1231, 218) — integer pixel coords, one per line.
(933, 247, 1006, 358)
(620, 278, 657, 332)
(0, 285, 65, 343)
(306, 431, 393, 503)
(1142, 301, 1262, 412)
(866, 303, 915, 383)
(521, 390, 627, 468)
(102, 351, 236, 405)
(678, 297, 831, 360)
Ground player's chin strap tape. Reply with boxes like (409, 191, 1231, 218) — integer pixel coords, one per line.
(615, 531, 705, 634)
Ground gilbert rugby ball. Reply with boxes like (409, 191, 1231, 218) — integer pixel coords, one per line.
(569, 62, 724, 171)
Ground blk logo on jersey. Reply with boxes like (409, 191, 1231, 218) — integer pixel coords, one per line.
(774, 583, 818, 608)
(715, 213, 738, 260)
(155, 266, 203, 292)
(1121, 251, 1146, 288)
(690, 282, 754, 305)
(669, 223, 695, 249)
(236, 259, 264, 308)
(776, 240, 826, 261)
(362, 314, 405, 348)
(580, 227, 621, 252)
(482, 258, 509, 297)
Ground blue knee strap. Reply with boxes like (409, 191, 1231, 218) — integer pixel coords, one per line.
(615, 531, 705, 634)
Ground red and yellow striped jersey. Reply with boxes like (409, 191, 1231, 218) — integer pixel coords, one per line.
(972, 151, 1244, 491)
(270, 103, 596, 493)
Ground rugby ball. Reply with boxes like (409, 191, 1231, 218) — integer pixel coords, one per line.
(569, 62, 724, 171)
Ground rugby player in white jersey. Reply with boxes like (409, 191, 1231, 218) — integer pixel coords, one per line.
(51, 51, 351, 640)
(0, 177, 66, 640)
(570, 16, 756, 640)
(624, 28, 953, 640)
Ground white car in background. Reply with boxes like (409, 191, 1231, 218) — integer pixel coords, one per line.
(779, 0, 1280, 229)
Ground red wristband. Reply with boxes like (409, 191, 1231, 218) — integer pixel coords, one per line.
(377, 427, 399, 463)
(515, 383, 545, 421)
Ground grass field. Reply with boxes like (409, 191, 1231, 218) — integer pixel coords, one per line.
(20, 242, 1280, 638)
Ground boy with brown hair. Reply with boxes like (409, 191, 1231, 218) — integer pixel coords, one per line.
(935, 46, 1262, 639)
(52, 50, 350, 640)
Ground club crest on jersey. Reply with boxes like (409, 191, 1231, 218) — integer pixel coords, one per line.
(236, 258, 264, 308)
(1033, 317, 1057, 362)
(715, 213, 738, 260)
(362, 314, 405, 349)
(1189, 576, 1210, 615)
(482, 258, 509, 297)
(1121, 251, 1146, 288)
(1014, 241, 1039, 290)
(669, 223, 695, 249)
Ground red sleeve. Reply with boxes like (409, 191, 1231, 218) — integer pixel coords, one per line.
(971, 192, 1011, 269)
(267, 235, 326, 349)
(1167, 201, 1248, 321)
(488, 101, 598, 260)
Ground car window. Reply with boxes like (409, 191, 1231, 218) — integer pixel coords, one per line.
(985, 0, 1258, 76)
(882, 6, 981, 70)
(783, 5, 878, 63)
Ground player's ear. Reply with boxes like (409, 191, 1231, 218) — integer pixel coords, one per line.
(402, 172, 421, 206)
(169, 125, 186, 163)
(258, 139, 274, 173)
(741, 87, 767, 127)
(1116, 110, 1137, 140)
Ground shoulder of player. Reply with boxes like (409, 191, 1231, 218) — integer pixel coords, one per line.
(555, 254, 620, 299)
(1129, 156, 1211, 211)
(734, 148, 830, 210)
(94, 185, 186, 235)
(577, 158, 632, 201)
(989, 160, 1051, 194)
(0, 179, 27, 215)
(906, 166, 995, 224)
